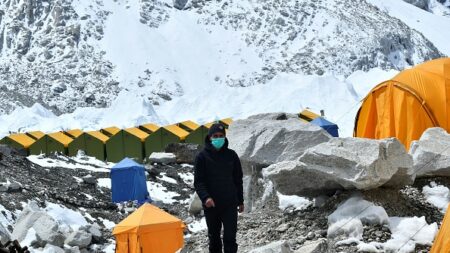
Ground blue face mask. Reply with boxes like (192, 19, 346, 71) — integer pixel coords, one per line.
(211, 137, 225, 150)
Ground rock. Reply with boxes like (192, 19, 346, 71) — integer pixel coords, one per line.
(148, 152, 177, 164)
(86, 223, 102, 243)
(248, 240, 293, 253)
(43, 244, 65, 253)
(293, 239, 327, 253)
(402, 0, 429, 10)
(33, 214, 65, 247)
(165, 143, 201, 164)
(0, 184, 7, 192)
(276, 223, 290, 233)
(174, 0, 189, 10)
(228, 113, 331, 174)
(65, 230, 92, 248)
(82, 175, 96, 185)
(8, 181, 22, 191)
(306, 232, 315, 240)
(188, 193, 203, 215)
(263, 138, 413, 197)
(410, 128, 450, 177)
(0, 223, 10, 244)
(12, 201, 45, 241)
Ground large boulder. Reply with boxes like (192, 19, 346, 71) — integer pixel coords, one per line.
(12, 201, 45, 241)
(248, 240, 292, 253)
(227, 113, 332, 175)
(263, 137, 413, 196)
(33, 214, 65, 247)
(165, 143, 201, 164)
(410, 127, 450, 177)
(227, 113, 331, 211)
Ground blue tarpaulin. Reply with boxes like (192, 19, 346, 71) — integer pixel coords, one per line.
(110, 157, 150, 203)
(311, 117, 339, 137)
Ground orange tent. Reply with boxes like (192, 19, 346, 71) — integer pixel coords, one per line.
(113, 204, 185, 253)
(354, 57, 450, 150)
(430, 204, 450, 253)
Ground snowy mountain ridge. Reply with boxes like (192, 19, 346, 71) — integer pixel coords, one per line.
(0, 0, 450, 137)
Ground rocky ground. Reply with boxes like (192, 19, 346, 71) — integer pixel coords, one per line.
(0, 128, 449, 252)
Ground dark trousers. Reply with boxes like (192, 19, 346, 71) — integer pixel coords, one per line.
(204, 204, 238, 253)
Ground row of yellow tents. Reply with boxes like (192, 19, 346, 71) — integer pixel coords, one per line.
(0, 118, 233, 162)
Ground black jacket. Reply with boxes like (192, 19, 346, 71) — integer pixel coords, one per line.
(194, 136, 244, 208)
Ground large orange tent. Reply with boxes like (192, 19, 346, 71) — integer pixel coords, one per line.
(113, 203, 185, 253)
(430, 204, 450, 253)
(354, 57, 450, 150)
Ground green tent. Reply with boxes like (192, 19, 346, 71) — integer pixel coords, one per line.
(177, 120, 200, 133)
(139, 123, 160, 134)
(185, 125, 210, 145)
(123, 128, 148, 162)
(68, 131, 109, 160)
(29, 132, 73, 155)
(145, 125, 189, 158)
(105, 130, 125, 163)
(0, 133, 35, 154)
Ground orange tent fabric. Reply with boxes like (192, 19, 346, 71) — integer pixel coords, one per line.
(113, 203, 185, 253)
(430, 204, 450, 253)
(354, 57, 450, 150)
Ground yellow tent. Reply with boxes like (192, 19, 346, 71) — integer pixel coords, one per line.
(430, 204, 450, 253)
(113, 203, 185, 253)
(354, 57, 450, 150)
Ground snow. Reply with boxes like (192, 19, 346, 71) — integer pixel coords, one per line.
(97, 178, 111, 189)
(187, 218, 207, 233)
(102, 243, 116, 253)
(328, 196, 439, 252)
(179, 172, 194, 185)
(422, 181, 450, 213)
(27, 154, 113, 173)
(0, 203, 14, 227)
(44, 202, 88, 230)
(147, 181, 180, 204)
(384, 216, 438, 253)
(21, 228, 37, 249)
(277, 192, 312, 211)
(328, 196, 389, 226)
(367, 0, 450, 55)
(98, 217, 116, 230)
(158, 173, 177, 184)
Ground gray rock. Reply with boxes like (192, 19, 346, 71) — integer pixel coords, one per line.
(12, 201, 44, 241)
(248, 240, 293, 253)
(165, 143, 201, 164)
(33, 214, 65, 247)
(306, 232, 315, 240)
(82, 175, 96, 185)
(174, 0, 189, 10)
(410, 128, 450, 177)
(8, 181, 22, 191)
(65, 230, 92, 248)
(0, 184, 7, 192)
(402, 0, 429, 10)
(276, 224, 290, 233)
(188, 193, 203, 215)
(86, 223, 102, 243)
(263, 138, 413, 197)
(149, 152, 177, 164)
(228, 113, 331, 175)
(293, 239, 327, 253)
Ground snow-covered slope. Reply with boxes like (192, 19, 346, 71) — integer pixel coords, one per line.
(0, 0, 449, 138)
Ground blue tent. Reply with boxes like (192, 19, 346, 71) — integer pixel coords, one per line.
(311, 117, 339, 137)
(110, 157, 150, 203)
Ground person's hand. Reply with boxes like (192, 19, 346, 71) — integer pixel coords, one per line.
(238, 204, 244, 213)
(205, 198, 215, 208)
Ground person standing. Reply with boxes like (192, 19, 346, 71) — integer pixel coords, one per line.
(194, 123, 244, 253)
